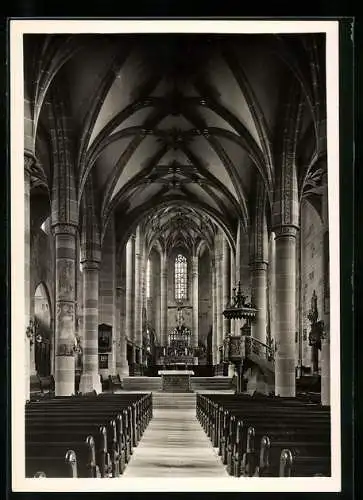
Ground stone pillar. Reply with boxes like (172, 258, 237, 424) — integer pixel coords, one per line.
(211, 258, 218, 364)
(134, 228, 142, 349)
(53, 223, 77, 397)
(116, 283, 129, 378)
(222, 238, 231, 336)
(160, 253, 168, 347)
(79, 260, 102, 394)
(146, 257, 153, 323)
(99, 218, 117, 376)
(321, 173, 330, 405)
(251, 262, 268, 344)
(153, 254, 161, 343)
(125, 237, 135, 363)
(250, 192, 268, 345)
(140, 253, 146, 365)
(274, 226, 298, 397)
(216, 252, 223, 351)
(269, 233, 277, 347)
(24, 159, 32, 401)
(192, 255, 199, 348)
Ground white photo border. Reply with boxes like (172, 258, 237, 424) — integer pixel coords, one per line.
(10, 19, 341, 493)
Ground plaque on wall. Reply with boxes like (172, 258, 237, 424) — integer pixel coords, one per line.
(99, 353, 108, 369)
(98, 323, 112, 353)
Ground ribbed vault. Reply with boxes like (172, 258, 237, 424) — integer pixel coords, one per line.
(27, 32, 326, 245)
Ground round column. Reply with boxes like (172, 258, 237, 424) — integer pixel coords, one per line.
(216, 253, 223, 350)
(192, 255, 199, 348)
(125, 237, 135, 364)
(251, 262, 268, 344)
(24, 160, 32, 400)
(211, 258, 218, 364)
(321, 173, 330, 405)
(274, 226, 298, 397)
(134, 230, 142, 349)
(53, 223, 77, 397)
(222, 239, 231, 336)
(140, 256, 146, 365)
(160, 254, 168, 347)
(79, 260, 102, 394)
(116, 286, 129, 377)
(321, 332, 330, 405)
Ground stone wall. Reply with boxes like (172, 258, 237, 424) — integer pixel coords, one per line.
(30, 193, 54, 316)
(300, 199, 324, 369)
(149, 249, 161, 343)
(198, 248, 212, 349)
(98, 221, 116, 376)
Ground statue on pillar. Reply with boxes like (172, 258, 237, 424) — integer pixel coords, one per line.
(307, 290, 324, 374)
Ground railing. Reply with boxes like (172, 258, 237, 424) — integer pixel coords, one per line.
(244, 337, 275, 363)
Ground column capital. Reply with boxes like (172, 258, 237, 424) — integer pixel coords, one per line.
(80, 259, 100, 271)
(250, 261, 268, 272)
(273, 224, 299, 239)
(24, 152, 48, 188)
(51, 222, 78, 237)
(24, 151, 36, 176)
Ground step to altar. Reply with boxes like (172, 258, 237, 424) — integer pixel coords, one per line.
(121, 376, 234, 393)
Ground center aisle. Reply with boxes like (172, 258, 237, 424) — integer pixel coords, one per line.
(123, 393, 228, 477)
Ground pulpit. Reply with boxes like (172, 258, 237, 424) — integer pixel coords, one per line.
(223, 282, 257, 394)
(158, 370, 194, 392)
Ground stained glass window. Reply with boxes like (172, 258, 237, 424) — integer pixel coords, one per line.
(175, 254, 187, 300)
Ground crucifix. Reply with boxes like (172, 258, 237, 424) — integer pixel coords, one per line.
(176, 307, 184, 327)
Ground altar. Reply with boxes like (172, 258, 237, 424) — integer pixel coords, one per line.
(158, 370, 195, 393)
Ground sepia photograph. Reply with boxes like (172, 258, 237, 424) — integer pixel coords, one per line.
(10, 19, 342, 493)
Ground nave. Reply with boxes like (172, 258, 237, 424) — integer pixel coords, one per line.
(21, 30, 333, 483)
(123, 393, 228, 477)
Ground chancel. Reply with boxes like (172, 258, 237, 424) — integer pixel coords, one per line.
(22, 30, 332, 480)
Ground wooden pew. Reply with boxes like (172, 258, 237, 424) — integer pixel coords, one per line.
(237, 425, 330, 477)
(26, 449, 79, 478)
(29, 375, 42, 401)
(25, 393, 152, 477)
(39, 375, 55, 398)
(109, 375, 122, 392)
(196, 393, 331, 478)
(279, 448, 331, 477)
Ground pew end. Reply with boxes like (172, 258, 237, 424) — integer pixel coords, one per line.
(65, 450, 78, 478)
(279, 449, 293, 477)
(34, 471, 47, 478)
(85, 435, 97, 477)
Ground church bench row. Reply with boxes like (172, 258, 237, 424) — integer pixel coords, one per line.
(31, 374, 123, 401)
(196, 394, 331, 478)
(197, 394, 329, 451)
(229, 419, 329, 478)
(26, 394, 152, 477)
(26, 393, 151, 446)
(25, 393, 152, 478)
(29, 375, 55, 400)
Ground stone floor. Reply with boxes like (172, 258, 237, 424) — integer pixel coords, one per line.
(123, 393, 228, 477)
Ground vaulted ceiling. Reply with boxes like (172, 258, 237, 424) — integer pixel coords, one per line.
(25, 33, 326, 251)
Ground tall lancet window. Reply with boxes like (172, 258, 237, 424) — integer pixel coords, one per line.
(175, 254, 188, 301)
(146, 259, 151, 299)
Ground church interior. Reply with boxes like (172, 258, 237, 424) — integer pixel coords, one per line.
(23, 32, 331, 479)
